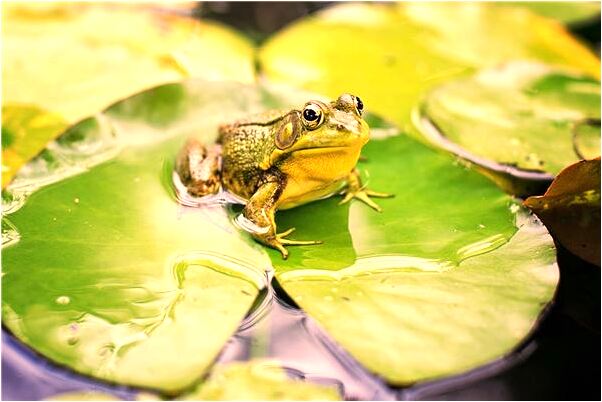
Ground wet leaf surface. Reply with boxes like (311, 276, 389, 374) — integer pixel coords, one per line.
(180, 360, 341, 401)
(417, 62, 600, 181)
(2, 82, 276, 394)
(2, 81, 558, 392)
(270, 133, 558, 385)
(525, 158, 601, 266)
(260, 2, 600, 131)
(1, 2, 254, 187)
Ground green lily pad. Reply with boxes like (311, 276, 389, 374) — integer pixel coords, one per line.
(180, 360, 341, 401)
(3, 80, 559, 393)
(1, 81, 279, 394)
(260, 2, 600, 131)
(275, 214, 557, 385)
(415, 62, 600, 195)
(270, 128, 558, 385)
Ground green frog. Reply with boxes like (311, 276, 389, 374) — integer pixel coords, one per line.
(176, 94, 392, 259)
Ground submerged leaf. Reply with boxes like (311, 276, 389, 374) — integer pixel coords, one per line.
(260, 2, 600, 131)
(525, 158, 601, 265)
(180, 360, 341, 401)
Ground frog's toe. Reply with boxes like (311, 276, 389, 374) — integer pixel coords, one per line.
(275, 243, 289, 260)
(339, 189, 394, 212)
(279, 238, 323, 246)
(338, 192, 353, 206)
(356, 192, 383, 212)
(276, 228, 322, 246)
(277, 227, 296, 238)
(365, 189, 394, 198)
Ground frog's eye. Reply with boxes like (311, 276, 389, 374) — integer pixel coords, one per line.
(301, 103, 324, 130)
(354, 96, 364, 116)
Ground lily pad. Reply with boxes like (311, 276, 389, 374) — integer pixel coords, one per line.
(1, 81, 277, 394)
(1, 2, 255, 187)
(2, 80, 559, 393)
(260, 2, 600, 131)
(271, 129, 558, 385)
(180, 360, 341, 401)
(415, 61, 600, 196)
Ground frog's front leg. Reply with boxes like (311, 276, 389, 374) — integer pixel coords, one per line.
(339, 168, 393, 212)
(239, 171, 321, 259)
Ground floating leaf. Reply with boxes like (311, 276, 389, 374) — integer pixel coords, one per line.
(180, 360, 341, 401)
(271, 131, 558, 385)
(1, 82, 278, 394)
(1, 2, 254, 187)
(415, 61, 600, 196)
(260, 2, 600, 131)
(525, 158, 600, 265)
(2, 104, 68, 188)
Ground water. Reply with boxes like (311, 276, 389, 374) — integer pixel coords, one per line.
(213, 286, 396, 400)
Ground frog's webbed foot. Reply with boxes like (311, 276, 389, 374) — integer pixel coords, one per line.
(261, 228, 321, 259)
(242, 176, 322, 259)
(339, 189, 393, 212)
(339, 169, 394, 212)
(252, 228, 321, 260)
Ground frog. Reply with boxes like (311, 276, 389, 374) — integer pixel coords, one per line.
(176, 93, 392, 259)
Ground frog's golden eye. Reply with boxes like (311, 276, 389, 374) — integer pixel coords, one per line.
(301, 103, 324, 130)
(354, 96, 364, 116)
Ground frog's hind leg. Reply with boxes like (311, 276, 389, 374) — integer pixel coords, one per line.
(176, 139, 222, 197)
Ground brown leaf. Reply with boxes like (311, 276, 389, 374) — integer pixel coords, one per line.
(524, 158, 601, 265)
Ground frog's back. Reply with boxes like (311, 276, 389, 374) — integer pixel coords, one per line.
(218, 113, 284, 199)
